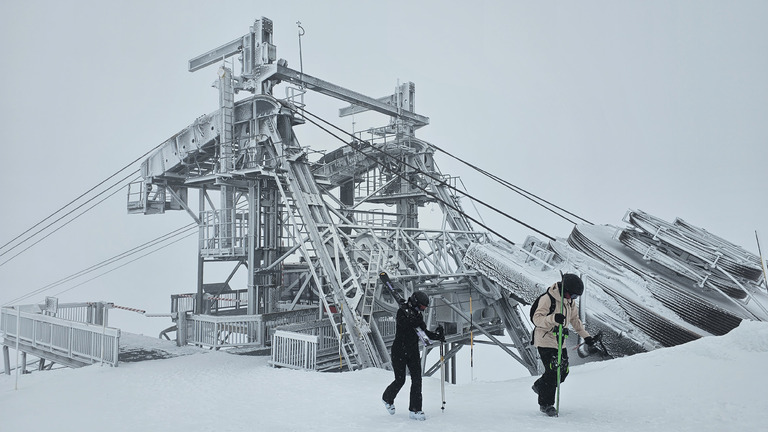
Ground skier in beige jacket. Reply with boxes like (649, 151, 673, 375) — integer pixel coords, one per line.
(531, 273, 594, 416)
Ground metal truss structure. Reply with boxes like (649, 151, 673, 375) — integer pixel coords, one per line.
(126, 18, 540, 375)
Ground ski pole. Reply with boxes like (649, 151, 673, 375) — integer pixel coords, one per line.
(469, 291, 474, 382)
(572, 331, 602, 349)
(440, 340, 446, 412)
(555, 272, 565, 417)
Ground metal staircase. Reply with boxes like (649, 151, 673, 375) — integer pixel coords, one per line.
(269, 138, 384, 369)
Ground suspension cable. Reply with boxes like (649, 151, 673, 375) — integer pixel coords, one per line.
(49, 231, 197, 299)
(0, 140, 166, 253)
(304, 106, 586, 230)
(0, 171, 138, 260)
(5, 225, 197, 305)
(6, 199, 252, 304)
(16, 224, 196, 300)
(297, 107, 556, 242)
(295, 108, 554, 243)
(417, 138, 593, 225)
(0, 174, 139, 268)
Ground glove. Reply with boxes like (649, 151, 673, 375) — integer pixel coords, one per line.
(554, 313, 565, 325)
(584, 336, 595, 346)
(435, 325, 446, 342)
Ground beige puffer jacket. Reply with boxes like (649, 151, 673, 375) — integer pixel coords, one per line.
(532, 282, 590, 349)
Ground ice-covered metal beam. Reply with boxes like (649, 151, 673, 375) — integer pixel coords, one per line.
(188, 38, 243, 72)
(272, 65, 430, 127)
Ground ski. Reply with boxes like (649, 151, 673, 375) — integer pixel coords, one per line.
(379, 271, 432, 346)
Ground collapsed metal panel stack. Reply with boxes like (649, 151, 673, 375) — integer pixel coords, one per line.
(566, 209, 767, 355)
(587, 277, 701, 348)
(620, 210, 764, 297)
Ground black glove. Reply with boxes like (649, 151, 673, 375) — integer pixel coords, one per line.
(554, 313, 565, 325)
(435, 325, 446, 342)
(584, 336, 595, 346)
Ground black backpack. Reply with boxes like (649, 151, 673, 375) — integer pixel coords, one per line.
(529, 291, 556, 322)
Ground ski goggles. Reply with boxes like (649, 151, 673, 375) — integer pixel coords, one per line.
(565, 292, 579, 300)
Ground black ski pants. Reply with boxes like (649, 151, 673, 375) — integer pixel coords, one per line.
(534, 347, 569, 407)
(382, 345, 422, 412)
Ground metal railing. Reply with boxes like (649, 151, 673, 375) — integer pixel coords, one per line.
(51, 302, 108, 325)
(185, 308, 318, 349)
(274, 318, 339, 352)
(171, 294, 196, 315)
(1, 306, 120, 367)
(199, 208, 248, 256)
(204, 291, 248, 315)
(269, 330, 318, 370)
(126, 180, 169, 214)
(171, 291, 250, 316)
(269, 314, 397, 370)
(189, 314, 260, 349)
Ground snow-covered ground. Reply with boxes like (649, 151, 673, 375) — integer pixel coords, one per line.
(1, 320, 765, 432)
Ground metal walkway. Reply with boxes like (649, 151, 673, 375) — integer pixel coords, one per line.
(1, 302, 120, 372)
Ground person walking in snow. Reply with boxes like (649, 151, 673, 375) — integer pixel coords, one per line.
(531, 273, 595, 416)
(382, 290, 445, 421)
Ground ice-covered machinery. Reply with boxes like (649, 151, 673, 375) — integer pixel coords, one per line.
(126, 17, 767, 377)
(127, 17, 540, 376)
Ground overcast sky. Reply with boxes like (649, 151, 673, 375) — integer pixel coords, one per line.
(1, 1, 766, 334)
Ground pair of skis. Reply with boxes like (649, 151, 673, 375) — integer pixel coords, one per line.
(379, 271, 446, 413)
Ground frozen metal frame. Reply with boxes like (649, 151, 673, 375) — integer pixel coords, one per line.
(127, 17, 540, 375)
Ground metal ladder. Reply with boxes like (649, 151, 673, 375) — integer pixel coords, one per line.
(218, 65, 235, 173)
(270, 148, 384, 369)
(360, 245, 383, 323)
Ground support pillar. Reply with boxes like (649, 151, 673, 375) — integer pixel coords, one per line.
(177, 311, 188, 347)
(3, 345, 9, 375)
(196, 186, 206, 314)
(248, 182, 257, 316)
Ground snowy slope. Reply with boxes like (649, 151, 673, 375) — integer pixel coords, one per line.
(1, 320, 766, 432)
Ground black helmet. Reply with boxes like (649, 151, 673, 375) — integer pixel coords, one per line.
(561, 273, 584, 296)
(409, 291, 430, 309)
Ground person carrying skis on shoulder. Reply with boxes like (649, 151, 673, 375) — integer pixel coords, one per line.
(531, 273, 595, 416)
(382, 290, 445, 421)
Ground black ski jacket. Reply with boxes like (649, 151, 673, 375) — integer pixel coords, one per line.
(391, 305, 440, 354)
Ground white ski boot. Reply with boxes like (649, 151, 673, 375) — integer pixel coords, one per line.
(383, 400, 395, 415)
(409, 410, 426, 421)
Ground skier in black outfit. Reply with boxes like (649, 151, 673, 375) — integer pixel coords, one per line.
(382, 290, 444, 421)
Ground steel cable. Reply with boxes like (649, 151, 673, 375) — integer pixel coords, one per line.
(296, 107, 556, 242)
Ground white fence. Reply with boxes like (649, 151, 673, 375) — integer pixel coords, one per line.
(184, 307, 318, 350)
(269, 330, 318, 370)
(1, 306, 120, 367)
(188, 314, 261, 349)
(268, 314, 396, 371)
(51, 302, 108, 325)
